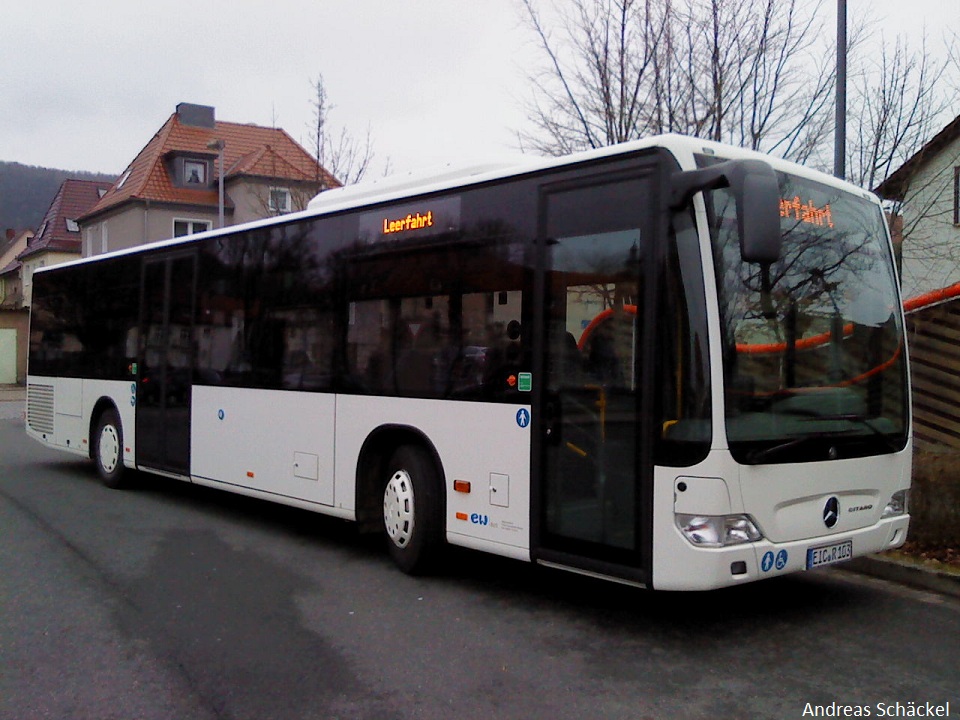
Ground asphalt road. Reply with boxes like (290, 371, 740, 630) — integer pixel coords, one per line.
(1, 416, 958, 720)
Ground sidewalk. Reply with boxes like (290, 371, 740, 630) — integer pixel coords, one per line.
(840, 553, 960, 599)
(1, 382, 957, 597)
(0, 384, 26, 402)
(0, 384, 25, 420)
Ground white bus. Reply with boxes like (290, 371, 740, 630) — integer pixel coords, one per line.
(26, 135, 911, 590)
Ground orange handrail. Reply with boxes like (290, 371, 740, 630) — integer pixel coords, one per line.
(903, 281, 960, 313)
(577, 305, 637, 350)
(735, 323, 854, 355)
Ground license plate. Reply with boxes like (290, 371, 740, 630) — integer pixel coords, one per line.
(806, 539, 853, 569)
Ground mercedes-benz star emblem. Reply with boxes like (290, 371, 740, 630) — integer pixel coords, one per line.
(823, 497, 840, 528)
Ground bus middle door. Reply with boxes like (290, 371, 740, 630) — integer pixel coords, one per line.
(136, 251, 197, 476)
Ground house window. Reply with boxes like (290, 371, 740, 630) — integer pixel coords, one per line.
(269, 187, 292, 214)
(66, 218, 79, 232)
(184, 159, 207, 186)
(174, 219, 212, 237)
(954, 166, 959, 226)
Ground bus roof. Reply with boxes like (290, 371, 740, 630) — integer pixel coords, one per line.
(34, 134, 880, 276)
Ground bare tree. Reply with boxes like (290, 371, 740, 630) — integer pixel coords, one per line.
(847, 33, 952, 192)
(518, 0, 836, 163)
(518, 0, 664, 154)
(309, 74, 375, 187)
(857, 29, 958, 288)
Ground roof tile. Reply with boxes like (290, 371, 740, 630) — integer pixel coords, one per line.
(20, 179, 114, 260)
(83, 110, 338, 219)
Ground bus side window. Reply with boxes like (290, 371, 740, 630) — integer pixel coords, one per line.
(343, 238, 526, 401)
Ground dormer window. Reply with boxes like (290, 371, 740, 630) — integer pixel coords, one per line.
(184, 159, 207, 186)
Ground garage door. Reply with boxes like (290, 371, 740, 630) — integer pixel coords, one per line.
(0, 328, 16, 384)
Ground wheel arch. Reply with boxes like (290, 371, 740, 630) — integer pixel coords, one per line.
(88, 396, 122, 461)
(354, 424, 446, 534)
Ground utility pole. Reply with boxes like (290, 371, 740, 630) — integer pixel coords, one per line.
(834, 0, 847, 180)
(207, 139, 226, 228)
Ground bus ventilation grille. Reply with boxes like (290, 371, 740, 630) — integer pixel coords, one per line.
(27, 384, 55, 435)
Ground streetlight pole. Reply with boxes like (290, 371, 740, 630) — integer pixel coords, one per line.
(207, 139, 225, 228)
(834, 0, 847, 180)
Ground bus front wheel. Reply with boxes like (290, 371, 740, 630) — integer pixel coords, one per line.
(382, 445, 443, 574)
(93, 408, 126, 489)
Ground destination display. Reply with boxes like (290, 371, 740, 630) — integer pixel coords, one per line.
(358, 196, 461, 243)
(780, 195, 834, 229)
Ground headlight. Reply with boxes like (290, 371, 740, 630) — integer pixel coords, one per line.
(676, 514, 763, 547)
(881, 489, 910, 518)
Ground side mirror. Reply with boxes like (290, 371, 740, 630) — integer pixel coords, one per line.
(670, 158, 781, 264)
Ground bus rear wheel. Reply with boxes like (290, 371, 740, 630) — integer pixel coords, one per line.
(93, 408, 126, 489)
(382, 445, 443, 574)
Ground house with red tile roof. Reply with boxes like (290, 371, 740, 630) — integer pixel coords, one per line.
(15, 179, 114, 308)
(78, 103, 339, 257)
(1, 179, 107, 383)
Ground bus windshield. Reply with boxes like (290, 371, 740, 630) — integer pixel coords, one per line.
(707, 166, 909, 464)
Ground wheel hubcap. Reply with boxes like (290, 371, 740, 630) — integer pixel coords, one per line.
(384, 469, 415, 548)
(99, 425, 120, 473)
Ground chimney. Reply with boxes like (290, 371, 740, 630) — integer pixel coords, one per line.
(5, 229, 14, 241)
(176, 103, 216, 129)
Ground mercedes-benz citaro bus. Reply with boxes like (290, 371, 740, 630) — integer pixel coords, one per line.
(26, 135, 910, 590)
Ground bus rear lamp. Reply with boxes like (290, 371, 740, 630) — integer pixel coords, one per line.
(676, 514, 763, 547)
(881, 489, 909, 518)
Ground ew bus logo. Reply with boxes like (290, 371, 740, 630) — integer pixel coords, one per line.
(470, 513, 489, 526)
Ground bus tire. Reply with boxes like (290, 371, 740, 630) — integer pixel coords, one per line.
(382, 444, 443, 574)
(93, 408, 126, 489)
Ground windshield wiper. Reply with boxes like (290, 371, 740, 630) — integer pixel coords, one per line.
(743, 430, 856, 465)
(800, 413, 900, 452)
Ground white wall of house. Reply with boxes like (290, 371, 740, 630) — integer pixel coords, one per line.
(898, 133, 960, 299)
(83, 205, 223, 256)
(0, 232, 30, 269)
(21, 251, 76, 307)
(145, 206, 218, 241)
(81, 180, 320, 257)
(228, 179, 313, 225)
(1, 272, 23, 307)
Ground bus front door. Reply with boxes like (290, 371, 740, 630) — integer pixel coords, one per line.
(136, 252, 196, 475)
(538, 173, 654, 579)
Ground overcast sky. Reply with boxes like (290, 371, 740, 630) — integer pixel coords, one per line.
(0, 0, 950, 179)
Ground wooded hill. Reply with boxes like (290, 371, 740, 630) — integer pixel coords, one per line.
(0, 161, 116, 234)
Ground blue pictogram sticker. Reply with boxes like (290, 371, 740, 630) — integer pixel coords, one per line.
(775, 549, 788, 570)
(516, 408, 530, 428)
(761, 551, 775, 572)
